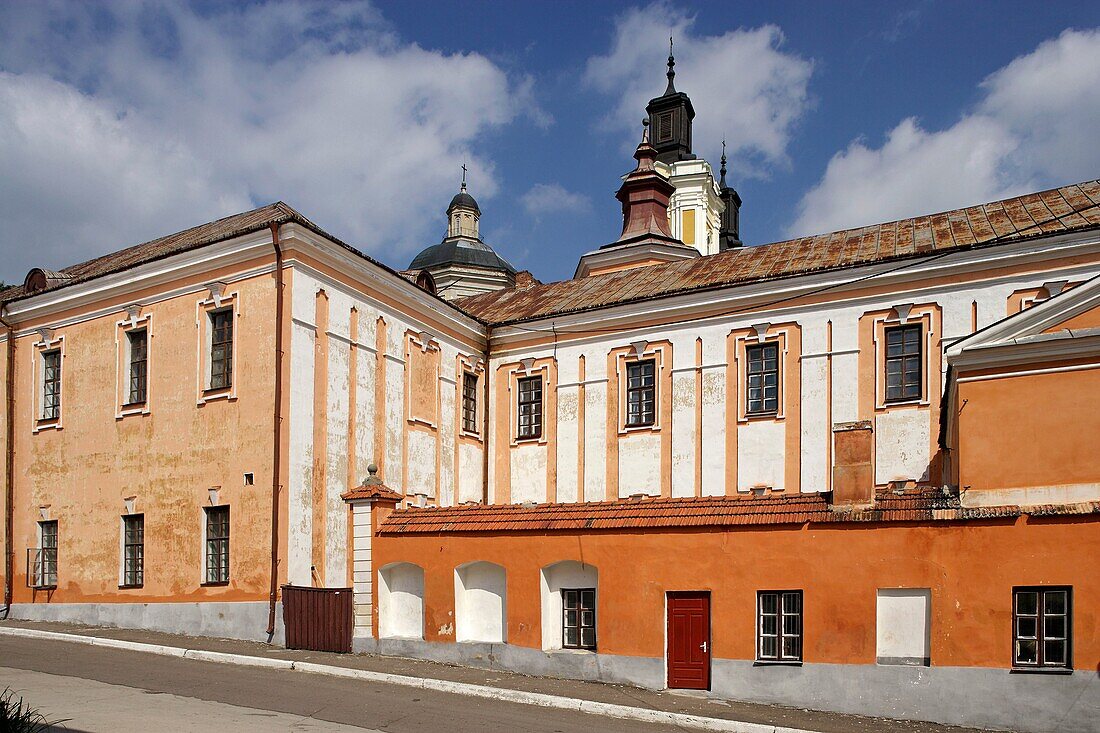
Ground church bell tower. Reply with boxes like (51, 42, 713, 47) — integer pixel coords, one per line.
(646, 39, 696, 165)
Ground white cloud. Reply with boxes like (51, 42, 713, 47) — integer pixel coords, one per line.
(520, 183, 591, 218)
(584, 3, 813, 174)
(790, 29, 1100, 238)
(0, 1, 541, 281)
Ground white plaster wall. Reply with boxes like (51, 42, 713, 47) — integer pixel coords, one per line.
(384, 355, 405, 493)
(353, 334, 377, 480)
(876, 588, 931, 661)
(618, 431, 662, 497)
(406, 430, 438, 498)
(511, 445, 547, 504)
(438, 372, 456, 507)
(875, 410, 931, 483)
(800, 318, 830, 493)
(670, 371, 696, 498)
(286, 290, 316, 587)
(556, 386, 580, 504)
(454, 562, 507, 643)
(378, 563, 424, 639)
(458, 443, 483, 503)
(830, 314, 860, 424)
(540, 561, 598, 650)
(700, 337, 727, 497)
(325, 318, 351, 585)
(583, 380, 608, 502)
(737, 420, 786, 492)
(351, 503, 373, 632)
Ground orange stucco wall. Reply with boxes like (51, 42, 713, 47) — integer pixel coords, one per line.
(8, 263, 282, 605)
(373, 515, 1100, 669)
(956, 361, 1100, 492)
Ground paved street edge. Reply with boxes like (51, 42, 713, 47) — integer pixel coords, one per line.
(0, 625, 815, 733)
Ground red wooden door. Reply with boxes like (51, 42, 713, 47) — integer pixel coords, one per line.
(667, 591, 711, 690)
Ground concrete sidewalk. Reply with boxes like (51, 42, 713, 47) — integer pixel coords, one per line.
(0, 619, 993, 733)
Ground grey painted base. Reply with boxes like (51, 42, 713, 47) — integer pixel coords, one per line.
(354, 637, 1099, 733)
(355, 636, 663, 690)
(9, 601, 284, 645)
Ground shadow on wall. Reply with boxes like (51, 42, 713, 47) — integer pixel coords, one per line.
(454, 561, 506, 643)
(378, 562, 424, 640)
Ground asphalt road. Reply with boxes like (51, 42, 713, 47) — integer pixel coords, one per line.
(0, 635, 685, 732)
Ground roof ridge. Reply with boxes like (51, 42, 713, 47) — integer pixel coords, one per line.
(455, 179, 1100, 324)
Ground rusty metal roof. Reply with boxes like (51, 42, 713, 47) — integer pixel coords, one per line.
(377, 489, 1100, 535)
(456, 180, 1100, 325)
(0, 203, 478, 323)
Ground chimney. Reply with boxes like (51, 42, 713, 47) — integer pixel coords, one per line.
(831, 421, 874, 508)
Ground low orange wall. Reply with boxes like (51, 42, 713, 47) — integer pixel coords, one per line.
(374, 516, 1099, 669)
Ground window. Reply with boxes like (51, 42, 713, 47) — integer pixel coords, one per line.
(35, 520, 58, 588)
(208, 309, 233, 391)
(562, 588, 596, 650)
(758, 590, 802, 662)
(517, 375, 542, 440)
(41, 349, 61, 420)
(121, 514, 144, 587)
(126, 329, 148, 405)
(885, 324, 922, 402)
(1014, 587, 1071, 669)
(204, 506, 230, 584)
(626, 360, 656, 427)
(658, 111, 673, 141)
(746, 343, 779, 414)
(462, 372, 478, 434)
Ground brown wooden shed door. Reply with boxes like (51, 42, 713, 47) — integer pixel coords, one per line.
(282, 584, 353, 653)
(667, 591, 711, 690)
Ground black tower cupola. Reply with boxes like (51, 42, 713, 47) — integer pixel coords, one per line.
(718, 141, 743, 250)
(646, 38, 695, 165)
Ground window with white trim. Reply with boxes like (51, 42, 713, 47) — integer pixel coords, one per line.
(208, 309, 233, 391)
(1014, 586, 1071, 669)
(625, 360, 656, 427)
(884, 324, 921, 402)
(758, 590, 802, 662)
(746, 343, 779, 414)
(517, 375, 542, 440)
(41, 349, 61, 420)
(204, 506, 230, 584)
(126, 329, 148, 405)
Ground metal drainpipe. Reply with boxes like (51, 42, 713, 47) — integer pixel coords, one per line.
(1, 308, 15, 620)
(267, 223, 285, 641)
(481, 325, 491, 504)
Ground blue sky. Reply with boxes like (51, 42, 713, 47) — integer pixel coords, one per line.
(1, 1, 1098, 285)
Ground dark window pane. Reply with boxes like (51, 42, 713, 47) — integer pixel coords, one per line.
(626, 361, 656, 427)
(1016, 639, 1037, 664)
(517, 376, 543, 439)
(884, 324, 921, 402)
(1017, 617, 1037, 638)
(1016, 591, 1038, 615)
(1044, 640, 1065, 665)
(746, 344, 780, 414)
(1045, 591, 1066, 615)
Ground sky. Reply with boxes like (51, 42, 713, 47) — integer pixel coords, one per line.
(1, 0, 1099, 286)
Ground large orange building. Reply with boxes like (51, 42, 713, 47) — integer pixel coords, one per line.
(1, 69, 1098, 732)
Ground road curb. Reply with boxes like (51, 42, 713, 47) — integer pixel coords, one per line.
(0, 625, 813, 733)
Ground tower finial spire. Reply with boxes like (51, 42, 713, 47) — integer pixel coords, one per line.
(664, 35, 676, 95)
(460, 162, 467, 191)
(720, 139, 727, 186)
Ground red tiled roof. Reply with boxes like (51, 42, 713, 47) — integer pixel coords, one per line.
(342, 484, 404, 502)
(456, 181, 1100, 325)
(377, 490, 1100, 535)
